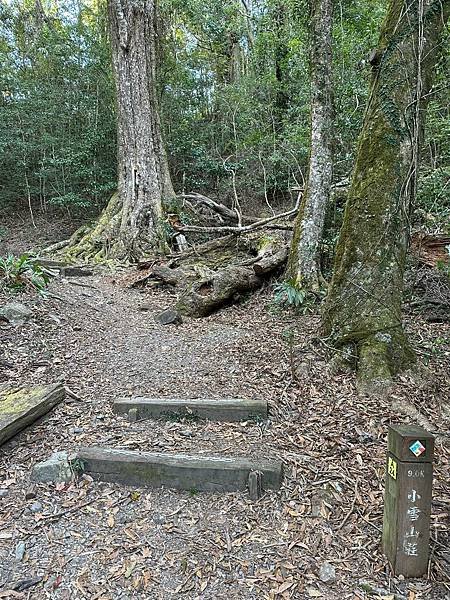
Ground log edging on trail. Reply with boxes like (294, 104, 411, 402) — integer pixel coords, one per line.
(76, 447, 284, 493)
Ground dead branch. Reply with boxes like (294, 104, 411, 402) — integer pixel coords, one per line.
(174, 195, 301, 234)
(179, 193, 257, 224)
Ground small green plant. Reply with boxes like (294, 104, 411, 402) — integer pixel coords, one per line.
(270, 279, 326, 316)
(69, 457, 85, 476)
(273, 280, 307, 309)
(0, 254, 53, 293)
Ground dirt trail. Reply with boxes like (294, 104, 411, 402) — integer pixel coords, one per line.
(0, 258, 449, 598)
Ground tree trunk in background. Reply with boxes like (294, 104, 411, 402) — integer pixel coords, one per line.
(64, 0, 174, 263)
(111, 0, 174, 254)
(322, 0, 450, 391)
(286, 0, 333, 291)
(272, 1, 289, 130)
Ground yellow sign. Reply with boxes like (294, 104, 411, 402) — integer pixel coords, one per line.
(388, 457, 397, 480)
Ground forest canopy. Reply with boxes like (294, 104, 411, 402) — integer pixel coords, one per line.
(1, 0, 448, 231)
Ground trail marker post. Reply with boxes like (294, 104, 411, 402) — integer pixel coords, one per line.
(382, 424, 435, 577)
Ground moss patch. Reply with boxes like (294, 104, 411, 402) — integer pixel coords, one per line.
(0, 386, 46, 416)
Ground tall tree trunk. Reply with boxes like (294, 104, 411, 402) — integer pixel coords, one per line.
(286, 0, 333, 291)
(272, 1, 289, 130)
(64, 0, 174, 263)
(322, 0, 450, 391)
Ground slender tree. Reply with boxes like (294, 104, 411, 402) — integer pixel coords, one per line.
(322, 0, 450, 390)
(64, 0, 175, 262)
(286, 0, 333, 291)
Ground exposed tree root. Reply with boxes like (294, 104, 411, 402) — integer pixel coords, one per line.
(60, 192, 124, 264)
(46, 192, 167, 264)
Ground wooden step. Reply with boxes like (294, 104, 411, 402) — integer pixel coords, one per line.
(0, 384, 65, 447)
(76, 447, 283, 493)
(113, 397, 268, 422)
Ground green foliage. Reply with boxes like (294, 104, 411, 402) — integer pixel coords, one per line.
(273, 279, 307, 308)
(0, 0, 116, 213)
(160, 0, 387, 208)
(0, 0, 447, 236)
(416, 31, 450, 230)
(0, 254, 52, 293)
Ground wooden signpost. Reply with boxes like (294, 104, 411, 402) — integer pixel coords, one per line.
(382, 424, 435, 577)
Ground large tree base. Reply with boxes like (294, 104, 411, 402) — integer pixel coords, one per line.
(329, 328, 416, 395)
(46, 192, 167, 264)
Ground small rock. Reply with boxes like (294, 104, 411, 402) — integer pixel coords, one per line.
(70, 427, 84, 435)
(139, 304, 152, 312)
(0, 302, 32, 326)
(31, 451, 73, 484)
(154, 308, 182, 326)
(319, 562, 336, 583)
(15, 541, 26, 560)
(0, 488, 8, 498)
(358, 431, 375, 444)
(30, 501, 43, 513)
(179, 430, 193, 438)
(25, 488, 36, 500)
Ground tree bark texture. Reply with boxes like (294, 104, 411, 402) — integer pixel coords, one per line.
(287, 0, 333, 291)
(111, 0, 175, 254)
(322, 0, 450, 388)
(64, 0, 174, 263)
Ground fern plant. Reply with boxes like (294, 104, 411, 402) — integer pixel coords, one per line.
(0, 254, 52, 293)
(273, 279, 307, 308)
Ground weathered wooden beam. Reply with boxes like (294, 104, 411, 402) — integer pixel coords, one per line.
(76, 447, 283, 493)
(0, 384, 65, 447)
(113, 397, 268, 422)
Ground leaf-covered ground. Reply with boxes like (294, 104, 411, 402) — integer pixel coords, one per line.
(0, 216, 449, 599)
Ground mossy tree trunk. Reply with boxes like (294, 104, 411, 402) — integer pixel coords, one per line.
(322, 0, 450, 390)
(65, 0, 174, 263)
(286, 0, 333, 291)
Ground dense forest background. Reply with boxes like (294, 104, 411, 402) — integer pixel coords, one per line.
(1, 0, 448, 233)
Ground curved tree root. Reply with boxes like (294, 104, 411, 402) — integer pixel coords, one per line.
(60, 192, 124, 264)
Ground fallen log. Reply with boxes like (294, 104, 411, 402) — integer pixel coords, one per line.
(176, 266, 262, 317)
(176, 245, 288, 317)
(0, 384, 65, 447)
(134, 231, 288, 316)
(253, 246, 289, 276)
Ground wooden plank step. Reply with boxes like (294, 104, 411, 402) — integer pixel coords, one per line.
(113, 397, 268, 422)
(0, 383, 65, 447)
(76, 447, 283, 493)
